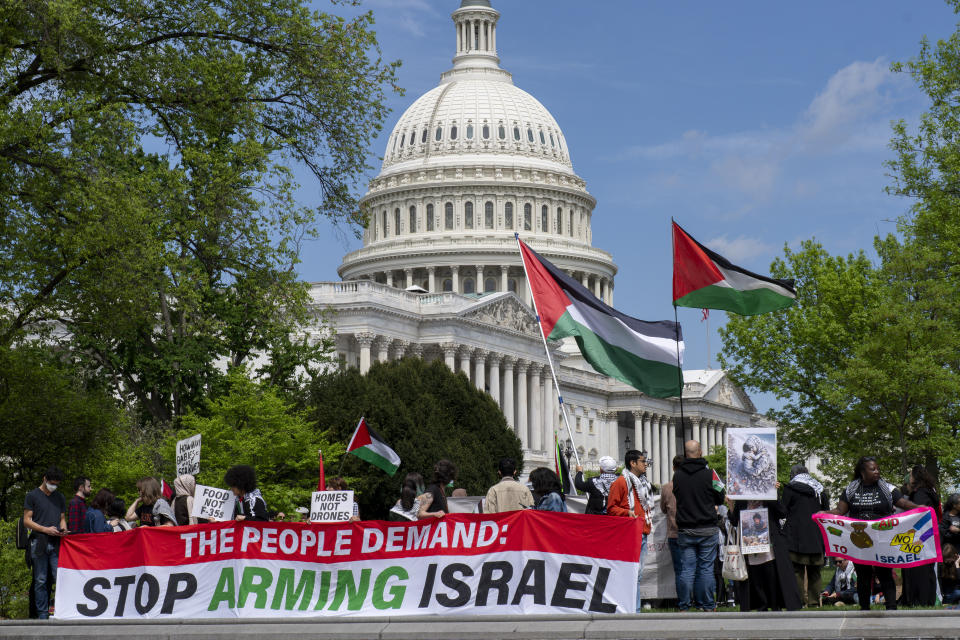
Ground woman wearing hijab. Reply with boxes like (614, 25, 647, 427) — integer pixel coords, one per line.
(782, 464, 831, 607)
(831, 456, 918, 610)
(173, 474, 202, 526)
(901, 465, 940, 607)
(574, 456, 619, 515)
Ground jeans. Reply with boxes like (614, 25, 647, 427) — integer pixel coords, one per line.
(30, 537, 58, 619)
(677, 532, 717, 611)
(668, 537, 683, 601)
(635, 533, 648, 612)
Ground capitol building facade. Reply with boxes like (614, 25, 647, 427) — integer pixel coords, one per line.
(308, 0, 773, 480)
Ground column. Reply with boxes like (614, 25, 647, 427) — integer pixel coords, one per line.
(474, 349, 487, 392)
(516, 361, 529, 448)
(442, 342, 457, 371)
(392, 340, 409, 361)
(488, 353, 502, 406)
(386, 271, 394, 288)
(608, 281, 614, 306)
(593, 276, 601, 298)
(581, 273, 589, 288)
(650, 415, 661, 479)
(542, 374, 553, 454)
(502, 357, 515, 429)
(642, 412, 652, 457)
(529, 364, 542, 451)
(700, 419, 709, 450)
(631, 411, 643, 455)
(476, 265, 484, 292)
(659, 417, 669, 485)
(404, 268, 413, 289)
(689, 416, 700, 449)
(501, 265, 508, 293)
(451, 266, 459, 293)
(408, 343, 424, 360)
(428, 267, 436, 292)
(376, 337, 390, 364)
(667, 416, 677, 472)
(600, 279, 607, 305)
(459, 346, 472, 380)
(356, 333, 375, 374)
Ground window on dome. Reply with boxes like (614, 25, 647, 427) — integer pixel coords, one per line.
(482, 124, 490, 139)
(567, 212, 572, 236)
(409, 206, 417, 233)
(399, 133, 405, 149)
(508, 278, 517, 293)
(463, 278, 475, 294)
(541, 205, 548, 232)
(395, 208, 401, 234)
(484, 201, 493, 228)
(372, 218, 377, 241)
(435, 126, 442, 141)
(393, 135, 398, 153)
(409, 131, 416, 146)
(498, 125, 505, 140)
(383, 210, 388, 237)
(445, 202, 453, 230)
(426, 204, 434, 231)
(466, 124, 474, 139)
(465, 202, 474, 229)
(450, 125, 458, 140)
(550, 133, 555, 148)
(527, 128, 534, 142)
(505, 202, 514, 229)
(442, 278, 453, 292)
(539, 130, 545, 145)
(421, 129, 428, 144)
(556, 208, 562, 234)
(513, 126, 521, 141)
(484, 278, 496, 293)
(523, 203, 532, 231)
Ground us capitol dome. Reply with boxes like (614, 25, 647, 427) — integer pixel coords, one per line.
(309, 0, 773, 476)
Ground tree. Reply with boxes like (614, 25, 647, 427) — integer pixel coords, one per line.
(0, 0, 398, 424)
(171, 368, 339, 515)
(305, 359, 525, 519)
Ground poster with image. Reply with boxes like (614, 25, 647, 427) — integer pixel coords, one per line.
(726, 427, 777, 500)
(740, 507, 771, 555)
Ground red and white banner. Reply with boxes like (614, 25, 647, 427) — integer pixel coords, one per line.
(813, 507, 942, 568)
(55, 511, 642, 619)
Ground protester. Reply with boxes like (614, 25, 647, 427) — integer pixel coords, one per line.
(660, 455, 685, 601)
(901, 465, 940, 607)
(425, 459, 457, 515)
(574, 456, 619, 515)
(830, 456, 918, 610)
(607, 449, 652, 612)
(941, 545, 960, 605)
(821, 558, 858, 606)
(485, 458, 533, 513)
(390, 472, 443, 521)
(530, 467, 566, 512)
(225, 465, 269, 522)
(732, 494, 802, 611)
(108, 498, 133, 532)
(66, 476, 91, 534)
(295, 506, 309, 521)
(326, 475, 361, 521)
(82, 489, 116, 533)
(782, 464, 830, 607)
(673, 440, 724, 612)
(125, 477, 174, 526)
(940, 493, 960, 551)
(23, 466, 66, 620)
(173, 474, 201, 526)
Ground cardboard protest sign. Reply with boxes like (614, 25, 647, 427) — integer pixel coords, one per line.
(191, 485, 235, 521)
(739, 508, 771, 554)
(55, 512, 643, 619)
(176, 434, 202, 476)
(310, 490, 354, 523)
(813, 507, 942, 568)
(726, 427, 777, 500)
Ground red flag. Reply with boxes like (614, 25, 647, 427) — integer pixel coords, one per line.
(160, 478, 173, 500)
(317, 449, 326, 491)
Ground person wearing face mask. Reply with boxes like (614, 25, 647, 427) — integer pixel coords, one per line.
(390, 472, 443, 520)
(23, 466, 66, 619)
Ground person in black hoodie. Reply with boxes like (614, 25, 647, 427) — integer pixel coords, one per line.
(673, 440, 724, 611)
(782, 464, 830, 607)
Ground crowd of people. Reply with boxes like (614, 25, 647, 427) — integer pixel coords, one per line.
(20, 448, 960, 619)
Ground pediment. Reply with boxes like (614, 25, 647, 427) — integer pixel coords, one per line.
(460, 294, 540, 338)
(703, 374, 756, 412)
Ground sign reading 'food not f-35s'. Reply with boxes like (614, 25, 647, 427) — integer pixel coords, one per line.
(54, 512, 643, 619)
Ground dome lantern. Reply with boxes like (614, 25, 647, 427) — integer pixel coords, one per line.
(448, 0, 503, 79)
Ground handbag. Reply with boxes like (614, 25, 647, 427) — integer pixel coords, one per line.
(722, 522, 748, 582)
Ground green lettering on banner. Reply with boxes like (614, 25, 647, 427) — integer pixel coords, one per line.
(312, 571, 332, 610)
(372, 566, 408, 610)
(209, 568, 236, 611)
(329, 568, 371, 611)
(271, 569, 315, 611)
(238, 567, 273, 609)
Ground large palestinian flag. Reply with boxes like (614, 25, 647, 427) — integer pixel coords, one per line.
(672, 222, 796, 315)
(518, 238, 683, 398)
(347, 418, 400, 476)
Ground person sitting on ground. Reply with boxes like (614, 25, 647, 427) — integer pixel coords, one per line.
(485, 458, 533, 513)
(390, 472, 442, 521)
(821, 558, 858, 606)
(225, 465, 269, 522)
(425, 459, 457, 515)
(530, 467, 566, 512)
(125, 477, 176, 526)
(574, 455, 619, 515)
(108, 498, 132, 532)
(326, 475, 361, 521)
(82, 488, 116, 533)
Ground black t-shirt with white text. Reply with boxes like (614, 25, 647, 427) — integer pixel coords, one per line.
(846, 483, 902, 520)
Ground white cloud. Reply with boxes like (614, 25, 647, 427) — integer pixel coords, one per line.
(703, 234, 775, 264)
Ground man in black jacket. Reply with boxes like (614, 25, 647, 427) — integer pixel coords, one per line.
(673, 440, 724, 611)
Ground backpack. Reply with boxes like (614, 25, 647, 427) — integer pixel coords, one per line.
(15, 516, 30, 550)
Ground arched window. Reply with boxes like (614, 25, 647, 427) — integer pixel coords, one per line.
(450, 125, 458, 140)
(409, 205, 417, 233)
(395, 208, 401, 234)
(393, 135, 398, 153)
(484, 201, 494, 228)
(550, 133, 555, 147)
(426, 203, 434, 231)
(435, 126, 442, 141)
(482, 124, 490, 139)
(484, 277, 496, 293)
(505, 202, 514, 229)
(466, 124, 474, 139)
(539, 130, 545, 145)
(513, 126, 521, 141)
(464, 201, 474, 229)
(541, 205, 548, 232)
(444, 202, 454, 230)
(556, 207, 562, 234)
(409, 130, 416, 146)
(442, 278, 453, 292)
(421, 129, 428, 144)
(508, 278, 517, 293)
(523, 203, 532, 231)
(372, 217, 377, 241)
(399, 133, 405, 149)
(383, 210, 389, 237)
(498, 125, 506, 140)
(527, 128, 534, 142)
(463, 278, 475, 294)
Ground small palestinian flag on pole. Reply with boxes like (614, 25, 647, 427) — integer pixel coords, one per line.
(710, 468, 725, 494)
(347, 418, 400, 476)
(672, 221, 796, 316)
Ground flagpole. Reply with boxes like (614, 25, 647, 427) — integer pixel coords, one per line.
(670, 218, 686, 444)
(515, 233, 582, 471)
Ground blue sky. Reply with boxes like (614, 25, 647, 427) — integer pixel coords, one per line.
(298, 1, 957, 412)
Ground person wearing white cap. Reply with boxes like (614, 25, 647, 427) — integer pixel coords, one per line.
(295, 506, 309, 522)
(574, 456, 619, 515)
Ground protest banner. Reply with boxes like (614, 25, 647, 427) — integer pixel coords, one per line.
(191, 485, 235, 521)
(176, 434, 202, 476)
(310, 490, 354, 523)
(739, 508, 771, 555)
(54, 511, 642, 619)
(726, 427, 777, 500)
(813, 507, 942, 568)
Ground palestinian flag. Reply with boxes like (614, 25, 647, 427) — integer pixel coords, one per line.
(518, 237, 683, 398)
(710, 468, 725, 494)
(347, 418, 400, 476)
(672, 221, 796, 315)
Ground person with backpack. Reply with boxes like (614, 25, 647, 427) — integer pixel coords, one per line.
(574, 456, 619, 515)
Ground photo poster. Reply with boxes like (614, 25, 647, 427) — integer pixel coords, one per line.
(726, 427, 777, 500)
(191, 484, 235, 521)
(310, 490, 354, 522)
(176, 433, 201, 476)
(740, 507, 771, 555)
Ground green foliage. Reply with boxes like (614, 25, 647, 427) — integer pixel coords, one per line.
(705, 445, 795, 487)
(305, 358, 524, 519)
(0, 520, 30, 620)
(171, 368, 338, 516)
